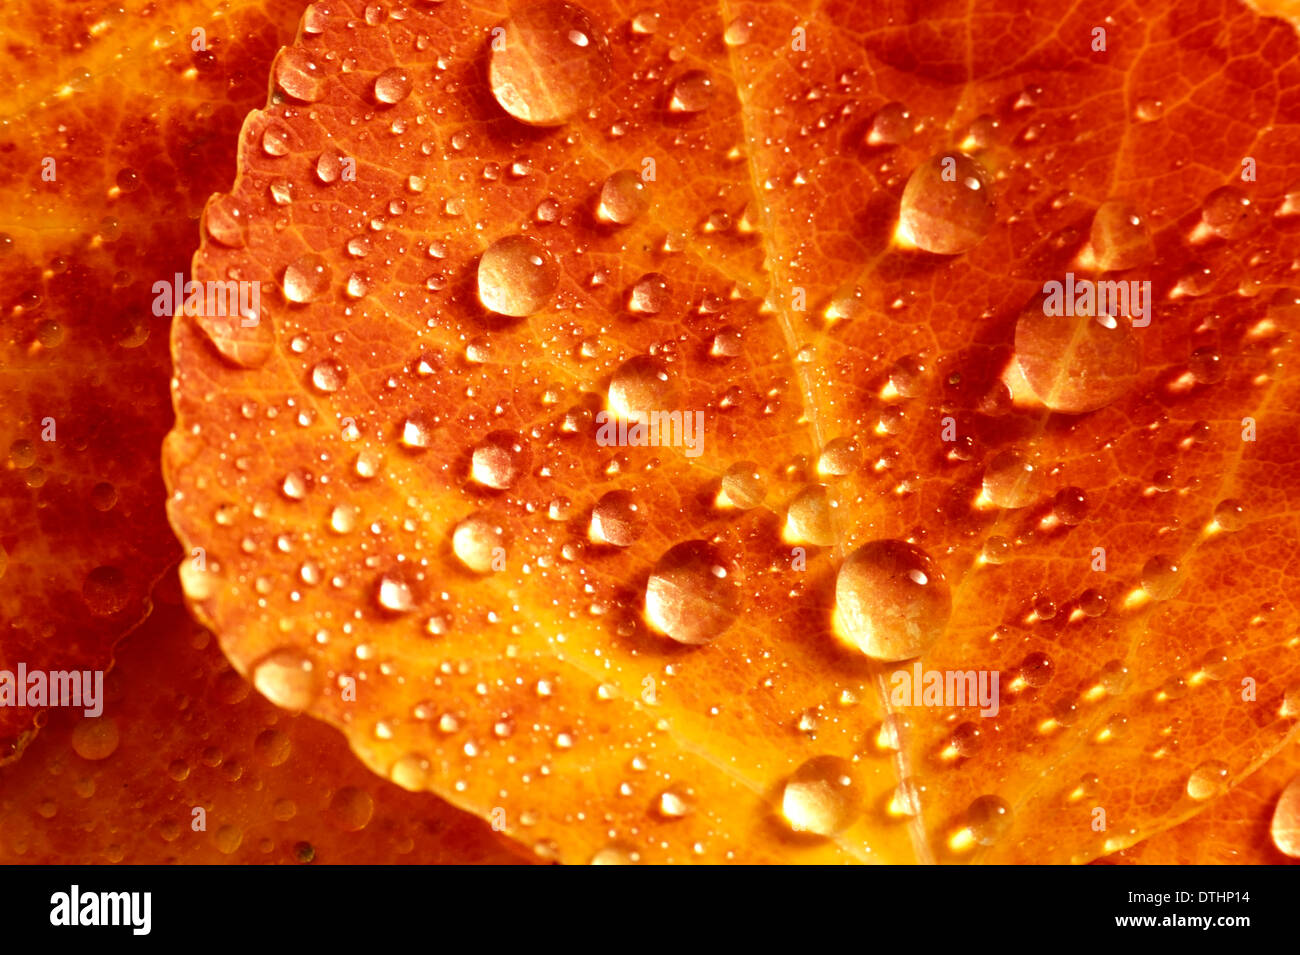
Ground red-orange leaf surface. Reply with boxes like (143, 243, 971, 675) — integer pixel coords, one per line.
(0, 0, 303, 758)
(0, 578, 525, 863)
(164, 0, 1300, 863)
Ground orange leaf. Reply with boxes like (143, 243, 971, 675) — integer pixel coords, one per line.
(166, 0, 1300, 862)
(0, 0, 305, 758)
(0, 576, 525, 863)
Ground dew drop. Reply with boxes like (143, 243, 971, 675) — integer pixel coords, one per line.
(1014, 307, 1140, 413)
(471, 430, 529, 490)
(784, 485, 835, 546)
(1212, 498, 1245, 532)
(283, 253, 331, 303)
(452, 513, 508, 573)
(252, 649, 320, 711)
(626, 273, 670, 314)
(71, 717, 120, 761)
(667, 70, 714, 113)
(82, 566, 129, 617)
(981, 449, 1044, 509)
(310, 358, 346, 393)
(205, 195, 248, 248)
(644, 541, 741, 645)
(375, 570, 416, 614)
(719, 462, 765, 510)
(1200, 186, 1258, 239)
(590, 489, 642, 546)
(781, 756, 862, 836)
(1186, 760, 1230, 801)
(1140, 554, 1182, 601)
(596, 170, 648, 225)
(966, 794, 1012, 845)
(1271, 773, 1300, 858)
(1088, 200, 1154, 271)
(608, 355, 673, 420)
(1051, 486, 1089, 525)
(867, 101, 912, 147)
(654, 784, 697, 819)
(488, 1, 610, 126)
(834, 539, 950, 662)
(275, 49, 325, 102)
(897, 153, 995, 255)
(477, 235, 558, 316)
(373, 67, 412, 104)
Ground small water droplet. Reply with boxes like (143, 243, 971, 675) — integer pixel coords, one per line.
(667, 70, 714, 113)
(719, 462, 765, 509)
(596, 170, 648, 225)
(310, 358, 347, 393)
(965, 794, 1012, 845)
(866, 101, 912, 147)
(1140, 554, 1182, 601)
(1200, 186, 1259, 239)
(626, 273, 670, 314)
(252, 649, 320, 711)
(1186, 760, 1230, 801)
(471, 430, 529, 489)
(452, 513, 508, 573)
(1089, 199, 1154, 270)
(981, 448, 1044, 509)
(373, 67, 412, 104)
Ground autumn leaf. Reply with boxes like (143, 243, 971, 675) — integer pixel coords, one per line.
(0, 576, 526, 864)
(0, 0, 306, 758)
(151, 0, 1300, 865)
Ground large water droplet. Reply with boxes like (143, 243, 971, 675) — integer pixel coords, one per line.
(781, 756, 862, 836)
(477, 235, 558, 316)
(1200, 186, 1258, 239)
(834, 540, 950, 662)
(667, 70, 714, 113)
(310, 358, 347, 393)
(275, 48, 325, 102)
(1272, 773, 1300, 858)
(784, 485, 835, 546)
(252, 649, 320, 711)
(981, 448, 1044, 509)
(719, 462, 765, 510)
(897, 153, 995, 254)
(1014, 307, 1140, 414)
(488, 1, 610, 126)
(866, 101, 912, 147)
(644, 541, 741, 645)
(375, 569, 416, 614)
(1140, 554, 1182, 601)
(966, 794, 1012, 845)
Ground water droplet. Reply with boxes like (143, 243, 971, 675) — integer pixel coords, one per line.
(608, 355, 673, 419)
(1089, 200, 1154, 270)
(591, 842, 641, 864)
(1200, 186, 1259, 239)
(477, 235, 558, 316)
(1188, 346, 1222, 384)
(966, 795, 1012, 845)
(626, 273, 670, 314)
(596, 170, 648, 225)
(654, 784, 697, 818)
(489, 1, 611, 126)
(719, 462, 765, 509)
(1014, 306, 1140, 414)
(817, 438, 861, 478)
(252, 649, 320, 711)
(329, 786, 375, 831)
(452, 513, 508, 573)
(1270, 773, 1300, 858)
(71, 717, 120, 760)
(373, 67, 412, 104)
(310, 358, 347, 393)
(283, 253, 331, 303)
(82, 566, 128, 616)
(281, 470, 308, 500)
(981, 449, 1044, 509)
(1140, 554, 1182, 601)
(644, 541, 741, 645)
(834, 539, 950, 661)
(375, 570, 416, 614)
(275, 49, 325, 102)
(784, 485, 835, 546)
(866, 101, 912, 146)
(1212, 499, 1245, 532)
(590, 490, 642, 546)
(781, 756, 861, 836)
(723, 17, 752, 45)
(471, 430, 529, 489)
(205, 195, 248, 248)
(668, 70, 714, 113)
(1186, 760, 1230, 801)
(1051, 486, 1089, 525)
(400, 414, 436, 450)
(897, 153, 996, 255)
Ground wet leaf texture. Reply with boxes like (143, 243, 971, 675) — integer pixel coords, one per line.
(166, 0, 1300, 862)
